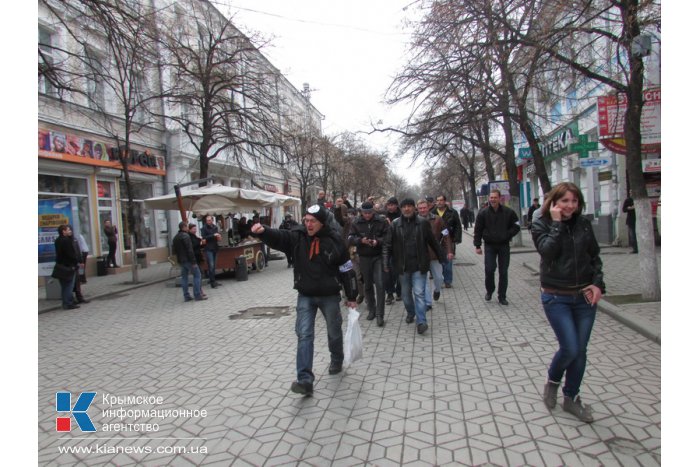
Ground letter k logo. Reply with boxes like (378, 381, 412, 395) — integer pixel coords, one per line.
(56, 392, 96, 432)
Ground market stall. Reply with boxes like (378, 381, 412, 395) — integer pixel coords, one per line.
(145, 184, 301, 275)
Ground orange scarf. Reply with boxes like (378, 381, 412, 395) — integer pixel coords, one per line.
(308, 237, 320, 260)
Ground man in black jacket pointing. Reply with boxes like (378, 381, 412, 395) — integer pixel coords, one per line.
(251, 205, 358, 397)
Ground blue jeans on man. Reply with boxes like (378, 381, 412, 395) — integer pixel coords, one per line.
(441, 258, 453, 285)
(180, 261, 204, 300)
(484, 243, 510, 300)
(399, 271, 428, 325)
(542, 293, 597, 398)
(59, 273, 76, 309)
(295, 293, 344, 384)
(425, 259, 443, 307)
(205, 249, 218, 286)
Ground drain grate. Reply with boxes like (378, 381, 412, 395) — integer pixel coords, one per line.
(229, 306, 291, 320)
(604, 437, 648, 456)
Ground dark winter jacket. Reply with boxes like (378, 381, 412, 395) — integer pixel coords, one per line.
(188, 232, 204, 264)
(424, 212, 453, 259)
(257, 224, 357, 299)
(55, 235, 80, 268)
(103, 225, 117, 244)
(432, 206, 462, 244)
(531, 214, 605, 292)
(201, 223, 220, 251)
(348, 213, 389, 257)
(172, 231, 196, 264)
(383, 215, 446, 274)
(473, 204, 520, 247)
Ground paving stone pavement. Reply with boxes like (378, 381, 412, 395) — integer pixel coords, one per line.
(38, 234, 661, 466)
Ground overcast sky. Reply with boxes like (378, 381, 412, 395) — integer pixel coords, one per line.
(217, 0, 424, 185)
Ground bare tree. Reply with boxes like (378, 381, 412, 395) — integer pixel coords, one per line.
(157, 0, 281, 184)
(40, 0, 162, 283)
(498, 0, 661, 298)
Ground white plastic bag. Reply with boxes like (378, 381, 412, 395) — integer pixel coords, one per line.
(343, 307, 363, 366)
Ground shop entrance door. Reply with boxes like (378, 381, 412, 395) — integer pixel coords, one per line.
(96, 180, 118, 257)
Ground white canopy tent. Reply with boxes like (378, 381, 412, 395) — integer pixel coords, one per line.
(144, 184, 301, 216)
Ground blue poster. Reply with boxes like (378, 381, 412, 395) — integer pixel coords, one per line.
(38, 197, 74, 276)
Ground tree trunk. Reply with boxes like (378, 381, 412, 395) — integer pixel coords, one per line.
(519, 117, 552, 194)
(622, 0, 660, 300)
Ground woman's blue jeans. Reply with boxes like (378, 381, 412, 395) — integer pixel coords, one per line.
(295, 293, 344, 384)
(542, 292, 597, 398)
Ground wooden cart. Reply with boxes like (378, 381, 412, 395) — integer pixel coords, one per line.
(200, 241, 266, 274)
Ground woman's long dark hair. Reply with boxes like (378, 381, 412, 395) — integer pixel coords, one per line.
(540, 182, 585, 219)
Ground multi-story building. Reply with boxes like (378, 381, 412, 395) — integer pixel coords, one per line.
(38, 0, 321, 281)
(515, 21, 660, 244)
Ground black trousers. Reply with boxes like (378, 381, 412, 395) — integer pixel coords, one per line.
(484, 243, 510, 299)
(360, 255, 385, 317)
(107, 240, 118, 267)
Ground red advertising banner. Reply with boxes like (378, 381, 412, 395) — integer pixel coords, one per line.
(597, 87, 661, 155)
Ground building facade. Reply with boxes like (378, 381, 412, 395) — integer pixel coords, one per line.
(38, 0, 321, 280)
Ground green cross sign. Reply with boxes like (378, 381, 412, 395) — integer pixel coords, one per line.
(568, 135, 599, 158)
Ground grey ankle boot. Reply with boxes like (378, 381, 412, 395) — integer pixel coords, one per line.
(543, 380, 560, 410)
(562, 395, 594, 423)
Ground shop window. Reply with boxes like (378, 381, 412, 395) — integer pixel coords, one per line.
(38, 174, 94, 256)
(119, 181, 155, 249)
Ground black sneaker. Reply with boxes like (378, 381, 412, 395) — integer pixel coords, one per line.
(498, 298, 509, 306)
(366, 311, 376, 321)
(329, 362, 343, 375)
(405, 315, 415, 324)
(290, 381, 313, 396)
(376, 316, 385, 327)
(417, 323, 428, 334)
(395, 294, 402, 301)
(63, 304, 80, 310)
(426, 305, 432, 311)
(485, 292, 492, 301)
(385, 293, 394, 305)
(433, 291, 440, 301)
(184, 296, 193, 302)
(195, 296, 208, 301)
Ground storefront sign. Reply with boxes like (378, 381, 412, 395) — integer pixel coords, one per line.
(518, 147, 532, 160)
(597, 87, 661, 154)
(642, 158, 661, 173)
(264, 184, 278, 193)
(542, 122, 579, 162)
(38, 129, 166, 176)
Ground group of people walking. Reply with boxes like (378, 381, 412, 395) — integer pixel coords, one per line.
(250, 182, 606, 424)
(52, 181, 605, 423)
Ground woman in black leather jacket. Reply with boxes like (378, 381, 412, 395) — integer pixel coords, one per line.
(531, 182, 605, 423)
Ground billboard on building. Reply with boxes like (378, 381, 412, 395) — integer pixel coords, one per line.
(597, 87, 661, 154)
